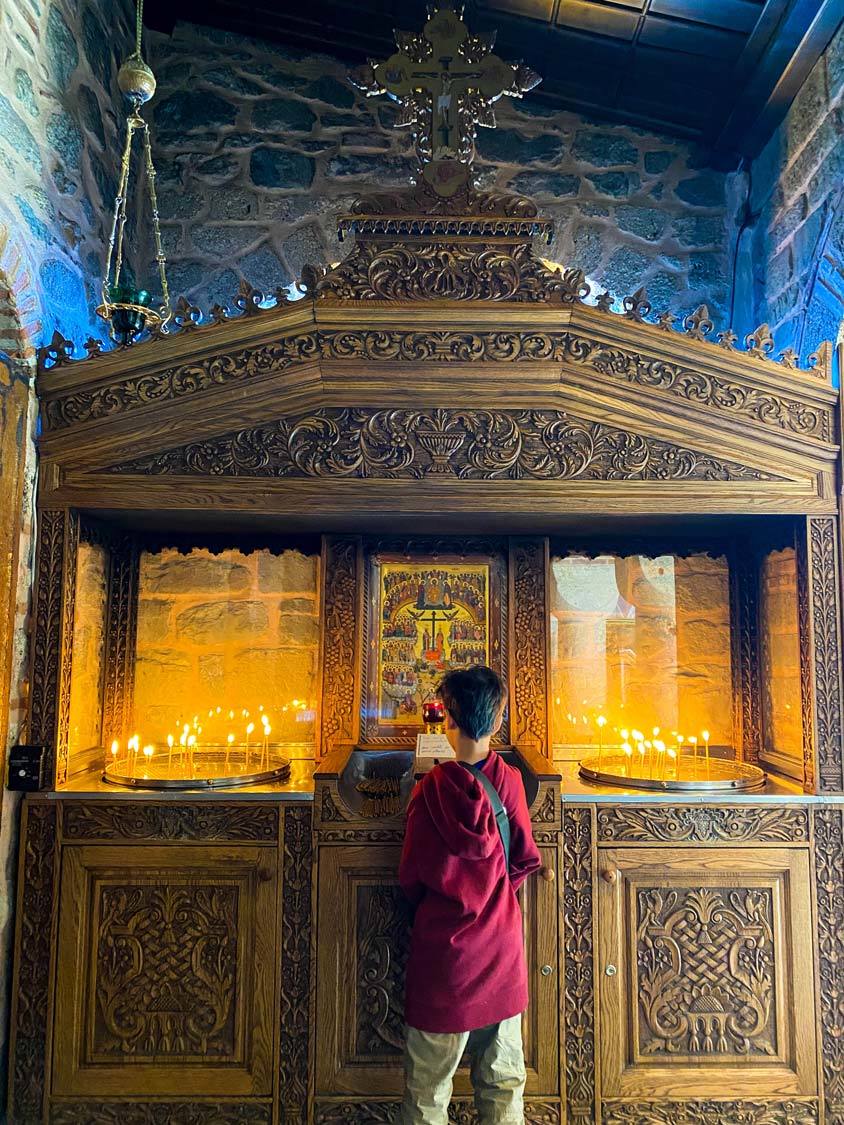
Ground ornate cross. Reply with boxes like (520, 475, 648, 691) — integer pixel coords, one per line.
(350, 3, 540, 195)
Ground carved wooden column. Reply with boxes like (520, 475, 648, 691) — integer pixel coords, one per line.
(28, 508, 79, 787)
(319, 535, 362, 757)
(797, 515, 844, 793)
(509, 537, 550, 753)
(100, 534, 139, 749)
(729, 545, 762, 764)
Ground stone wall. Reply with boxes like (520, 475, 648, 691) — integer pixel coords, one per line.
(147, 21, 737, 325)
(0, 0, 134, 348)
(549, 553, 732, 755)
(133, 547, 320, 752)
(741, 19, 844, 359)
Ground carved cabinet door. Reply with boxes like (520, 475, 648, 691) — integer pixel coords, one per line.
(315, 844, 559, 1099)
(596, 846, 818, 1104)
(52, 844, 277, 1098)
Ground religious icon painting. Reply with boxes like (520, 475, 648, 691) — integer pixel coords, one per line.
(361, 543, 509, 746)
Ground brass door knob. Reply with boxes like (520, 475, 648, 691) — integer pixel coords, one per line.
(601, 868, 617, 884)
(540, 866, 555, 882)
(540, 964, 554, 977)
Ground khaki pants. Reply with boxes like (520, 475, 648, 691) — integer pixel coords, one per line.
(401, 1014, 526, 1124)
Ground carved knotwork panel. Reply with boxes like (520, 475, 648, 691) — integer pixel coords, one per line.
(93, 884, 238, 1059)
(280, 805, 314, 1119)
(814, 807, 844, 1120)
(803, 517, 844, 792)
(601, 1100, 818, 1124)
(107, 408, 778, 483)
(50, 1103, 272, 1124)
(636, 886, 777, 1058)
(355, 884, 410, 1056)
(321, 537, 359, 754)
(562, 806, 595, 1124)
(313, 1101, 561, 1123)
(511, 539, 548, 752)
(596, 806, 809, 844)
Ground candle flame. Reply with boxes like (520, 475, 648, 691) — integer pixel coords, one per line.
(167, 734, 174, 748)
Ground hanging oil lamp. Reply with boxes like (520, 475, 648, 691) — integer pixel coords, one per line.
(97, 0, 171, 344)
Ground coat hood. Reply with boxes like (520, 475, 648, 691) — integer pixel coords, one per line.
(420, 759, 500, 860)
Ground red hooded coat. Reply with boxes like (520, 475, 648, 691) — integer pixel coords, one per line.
(399, 751, 542, 1033)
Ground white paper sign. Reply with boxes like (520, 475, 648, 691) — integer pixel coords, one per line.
(415, 732, 455, 769)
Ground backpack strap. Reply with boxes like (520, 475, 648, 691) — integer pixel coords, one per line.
(459, 762, 510, 872)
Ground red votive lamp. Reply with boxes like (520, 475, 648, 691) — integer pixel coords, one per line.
(422, 700, 446, 729)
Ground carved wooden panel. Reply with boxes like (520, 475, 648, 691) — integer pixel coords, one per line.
(100, 535, 139, 747)
(598, 847, 817, 1100)
(562, 806, 596, 1125)
(596, 806, 810, 845)
(61, 802, 279, 843)
(731, 548, 762, 764)
(321, 536, 360, 755)
(52, 845, 276, 1097)
(315, 845, 558, 1098)
(600, 1100, 818, 1123)
(510, 538, 548, 753)
(797, 517, 844, 792)
(29, 508, 79, 786)
(49, 1104, 272, 1124)
(313, 1100, 562, 1123)
(8, 801, 59, 1125)
(814, 807, 844, 1123)
(279, 805, 314, 1125)
(107, 408, 776, 484)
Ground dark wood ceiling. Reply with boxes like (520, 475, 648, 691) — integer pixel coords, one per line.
(145, 0, 843, 161)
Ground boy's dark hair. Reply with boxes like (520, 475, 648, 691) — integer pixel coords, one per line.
(437, 666, 507, 741)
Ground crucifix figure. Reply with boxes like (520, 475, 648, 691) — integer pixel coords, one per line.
(350, 3, 540, 194)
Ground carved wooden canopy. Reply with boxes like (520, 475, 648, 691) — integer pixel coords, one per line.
(36, 179, 839, 529)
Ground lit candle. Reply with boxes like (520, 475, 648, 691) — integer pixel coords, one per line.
(142, 744, 154, 777)
(129, 734, 140, 776)
(187, 733, 197, 772)
(167, 733, 174, 772)
(702, 729, 711, 776)
(245, 722, 255, 769)
(654, 739, 666, 779)
(596, 715, 607, 767)
(637, 741, 646, 777)
(226, 732, 235, 769)
(667, 747, 677, 780)
(109, 740, 119, 772)
(644, 740, 654, 779)
(263, 725, 271, 769)
(622, 741, 632, 777)
(689, 735, 698, 776)
(676, 735, 684, 781)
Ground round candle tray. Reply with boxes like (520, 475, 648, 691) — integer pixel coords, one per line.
(104, 747, 291, 790)
(579, 752, 766, 792)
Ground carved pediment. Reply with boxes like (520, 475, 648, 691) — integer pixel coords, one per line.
(102, 408, 781, 484)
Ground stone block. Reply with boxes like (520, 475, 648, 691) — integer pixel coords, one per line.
(279, 597, 317, 614)
(510, 171, 579, 197)
(192, 225, 265, 258)
(81, 5, 113, 89)
(601, 246, 652, 298)
(78, 85, 106, 149)
(203, 269, 242, 308)
(646, 271, 681, 308)
(0, 92, 42, 172)
(160, 189, 205, 220)
(238, 245, 293, 290)
(208, 188, 258, 220)
(765, 245, 794, 297)
(248, 63, 310, 91)
(201, 66, 265, 97)
(785, 58, 828, 152)
(304, 75, 356, 108)
(282, 223, 327, 279)
(234, 646, 318, 702)
(572, 225, 603, 274)
(827, 21, 844, 97)
(616, 205, 668, 241)
(47, 3, 79, 91)
(136, 600, 174, 645)
(141, 553, 251, 594)
(675, 173, 725, 207)
(279, 612, 320, 647)
(572, 130, 638, 167)
(644, 151, 673, 174)
(15, 69, 38, 118)
(155, 91, 238, 133)
(341, 131, 391, 150)
(476, 128, 565, 165)
(326, 152, 416, 183)
(689, 252, 726, 287)
(672, 215, 723, 247)
(322, 111, 375, 129)
(257, 551, 318, 594)
(195, 155, 242, 182)
(176, 600, 270, 644)
(134, 650, 193, 707)
(781, 116, 839, 203)
(166, 259, 206, 297)
(47, 110, 83, 173)
(586, 171, 638, 198)
(253, 98, 316, 132)
(250, 147, 315, 188)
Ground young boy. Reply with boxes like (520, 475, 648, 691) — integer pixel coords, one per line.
(399, 665, 542, 1124)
